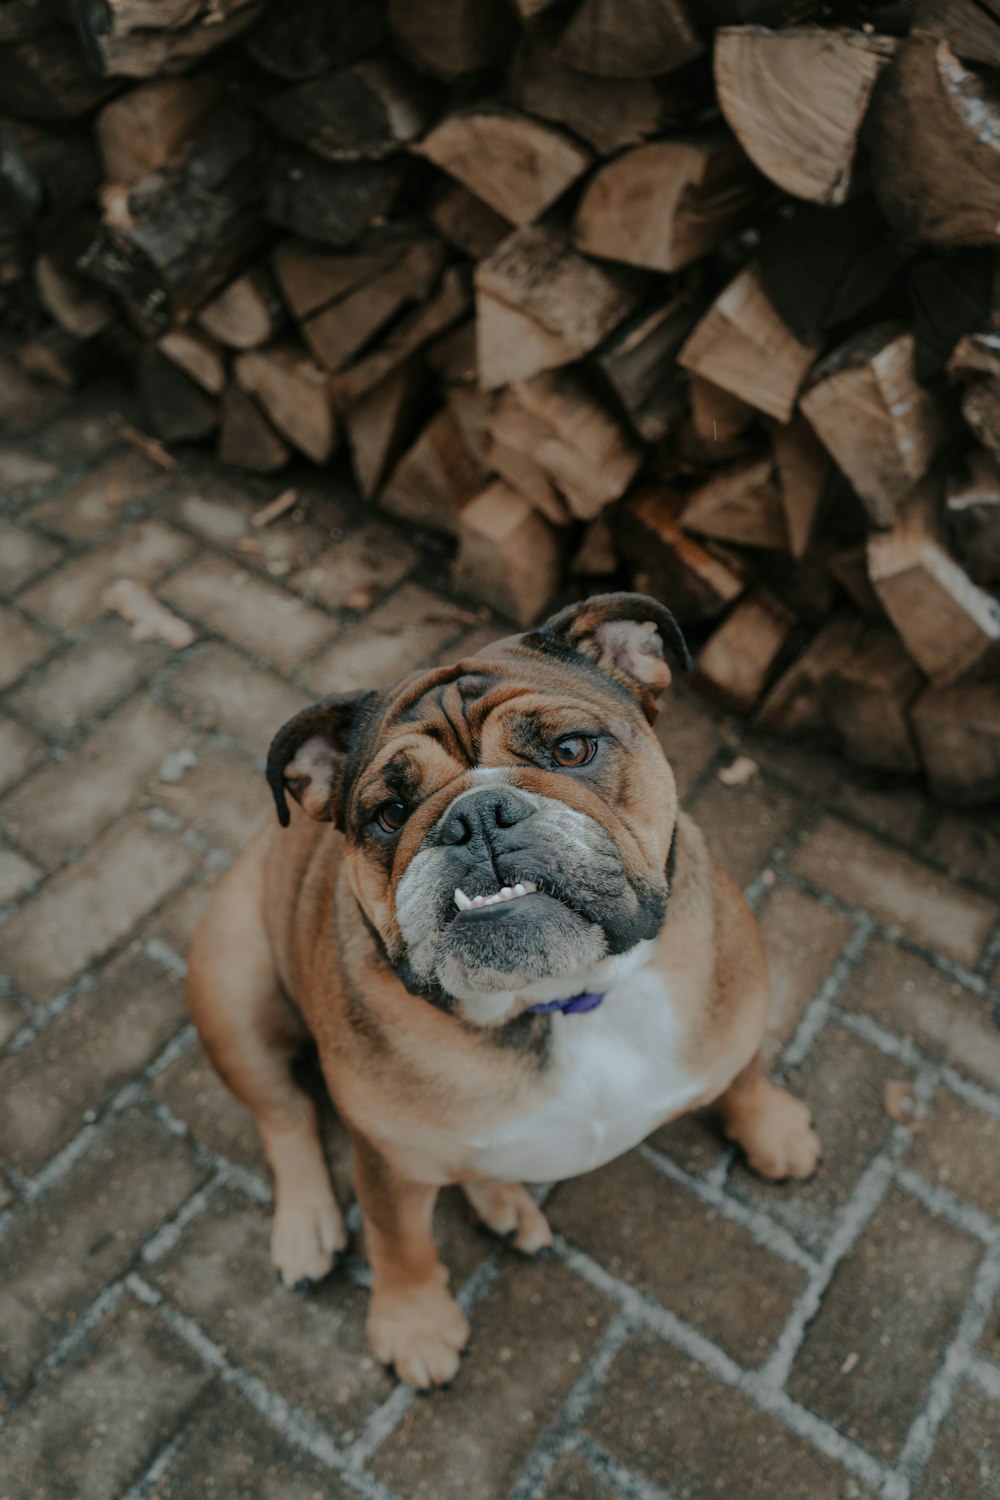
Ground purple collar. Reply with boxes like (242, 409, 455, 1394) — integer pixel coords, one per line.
(525, 991, 605, 1017)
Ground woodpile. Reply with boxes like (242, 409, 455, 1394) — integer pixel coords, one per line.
(3, 0, 1000, 803)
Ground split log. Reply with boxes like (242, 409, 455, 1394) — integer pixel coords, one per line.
(387, 0, 516, 80)
(72, 0, 263, 78)
(246, 0, 388, 81)
(555, 0, 703, 79)
(217, 384, 290, 472)
(870, 36, 1000, 249)
(262, 56, 435, 162)
(271, 237, 403, 322)
(574, 135, 759, 273)
(949, 333, 1000, 460)
(800, 326, 944, 527)
(755, 614, 865, 737)
(617, 486, 744, 621)
(690, 376, 755, 446)
(234, 344, 337, 463)
(572, 516, 618, 578)
(444, 383, 493, 468)
(827, 625, 923, 772)
(425, 320, 477, 385)
(827, 545, 886, 619)
(138, 347, 218, 443)
(157, 328, 226, 395)
(416, 107, 592, 227)
(714, 27, 896, 205)
(343, 358, 424, 498)
(0, 24, 120, 118)
(265, 149, 399, 248)
(379, 406, 485, 534)
(678, 261, 818, 422)
(429, 183, 510, 260)
(695, 589, 798, 711)
(331, 265, 470, 404)
(910, 680, 1000, 805)
(34, 254, 113, 339)
(0, 120, 99, 224)
(196, 267, 284, 351)
(769, 414, 832, 559)
(454, 481, 561, 627)
(489, 372, 642, 521)
(511, 34, 701, 156)
(947, 451, 1000, 585)
(299, 238, 444, 372)
(759, 196, 903, 346)
(79, 103, 262, 330)
(475, 226, 642, 390)
(95, 76, 223, 187)
(867, 487, 1000, 685)
(485, 437, 572, 527)
(908, 250, 995, 382)
(913, 0, 1000, 69)
(595, 298, 699, 444)
(681, 455, 788, 550)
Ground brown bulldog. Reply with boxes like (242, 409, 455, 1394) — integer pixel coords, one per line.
(187, 592, 820, 1389)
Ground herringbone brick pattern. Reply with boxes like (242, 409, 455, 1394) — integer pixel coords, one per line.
(2, 359, 1000, 1499)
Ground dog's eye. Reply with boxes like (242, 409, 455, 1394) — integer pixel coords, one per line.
(552, 735, 598, 768)
(374, 800, 408, 834)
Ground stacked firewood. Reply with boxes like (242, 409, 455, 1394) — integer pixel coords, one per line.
(2, 0, 999, 803)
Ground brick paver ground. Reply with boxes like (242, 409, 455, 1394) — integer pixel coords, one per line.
(2, 360, 1000, 1499)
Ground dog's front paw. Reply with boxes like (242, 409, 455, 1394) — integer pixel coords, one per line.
(463, 1180, 553, 1255)
(271, 1193, 348, 1289)
(368, 1284, 471, 1390)
(732, 1085, 822, 1182)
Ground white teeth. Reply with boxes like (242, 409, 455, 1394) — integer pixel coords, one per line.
(455, 879, 539, 912)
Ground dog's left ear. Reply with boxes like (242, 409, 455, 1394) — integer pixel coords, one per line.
(537, 592, 692, 721)
(266, 690, 375, 829)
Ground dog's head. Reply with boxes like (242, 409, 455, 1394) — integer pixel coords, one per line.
(267, 593, 691, 1022)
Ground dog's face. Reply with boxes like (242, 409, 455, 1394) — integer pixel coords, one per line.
(267, 594, 690, 1021)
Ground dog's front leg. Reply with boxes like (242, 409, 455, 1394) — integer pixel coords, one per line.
(354, 1136, 470, 1390)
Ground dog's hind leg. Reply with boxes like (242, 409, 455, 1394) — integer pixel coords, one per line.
(187, 853, 347, 1288)
(462, 1180, 553, 1255)
(717, 1050, 821, 1182)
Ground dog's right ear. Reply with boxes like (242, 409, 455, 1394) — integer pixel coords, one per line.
(266, 690, 374, 829)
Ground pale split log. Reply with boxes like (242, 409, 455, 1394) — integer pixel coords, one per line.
(946, 450, 1000, 584)
(379, 407, 486, 534)
(73, 0, 264, 78)
(910, 680, 1000, 804)
(416, 107, 592, 228)
(949, 333, 1000, 461)
(445, 384, 494, 468)
(300, 238, 445, 372)
(554, 0, 703, 79)
(217, 384, 290, 472)
(768, 413, 833, 560)
(475, 226, 642, 390)
(511, 34, 701, 156)
(454, 481, 562, 627)
(867, 485, 1000, 685)
(755, 613, 865, 737)
(272, 238, 403, 322)
(714, 27, 896, 205)
(678, 261, 818, 423)
(574, 135, 759, 273)
(827, 625, 923, 773)
(593, 297, 698, 444)
(800, 326, 945, 527)
(429, 183, 511, 260)
(157, 328, 226, 395)
(490, 372, 642, 521)
(343, 358, 424, 498)
(695, 590, 799, 712)
(870, 36, 1000, 249)
(913, 0, 1000, 69)
(95, 75, 223, 186)
(617, 486, 744, 621)
(485, 437, 573, 527)
(233, 344, 337, 464)
(387, 0, 516, 80)
(689, 375, 755, 446)
(331, 265, 470, 405)
(196, 267, 285, 351)
(34, 255, 113, 340)
(138, 347, 218, 443)
(681, 455, 788, 550)
(262, 55, 435, 163)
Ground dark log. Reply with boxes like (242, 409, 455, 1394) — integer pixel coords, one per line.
(593, 297, 698, 444)
(947, 450, 1000, 586)
(217, 384, 290, 471)
(262, 56, 436, 163)
(0, 23, 119, 119)
(265, 148, 400, 249)
(139, 346, 218, 442)
(246, 0, 387, 81)
(71, 0, 263, 78)
(907, 251, 996, 383)
(387, 0, 516, 80)
(555, 0, 703, 79)
(0, 120, 99, 224)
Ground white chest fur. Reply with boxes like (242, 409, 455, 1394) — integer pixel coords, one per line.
(465, 966, 706, 1184)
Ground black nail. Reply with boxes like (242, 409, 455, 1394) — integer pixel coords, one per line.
(292, 1276, 313, 1293)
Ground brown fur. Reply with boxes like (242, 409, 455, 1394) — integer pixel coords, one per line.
(187, 596, 819, 1389)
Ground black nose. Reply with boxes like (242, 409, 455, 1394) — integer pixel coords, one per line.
(438, 788, 534, 847)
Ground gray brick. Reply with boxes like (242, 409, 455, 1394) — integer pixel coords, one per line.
(909, 1090, 1000, 1221)
(757, 885, 853, 1064)
(0, 516, 63, 596)
(6, 619, 169, 740)
(0, 713, 45, 794)
(161, 554, 336, 671)
(28, 450, 169, 540)
(291, 521, 417, 611)
(654, 685, 724, 799)
(304, 584, 473, 694)
(0, 443, 59, 491)
(688, 773, 804, 889)
(0, 844, 42, 904)
(153, 743, 267, 851)
(164, 641, 310, 753)
(914, 1382, 1000, 1499)
(0, 605, 54, 690)
(540, 1451, 620, 1500)
(18, 520, 193, 632)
